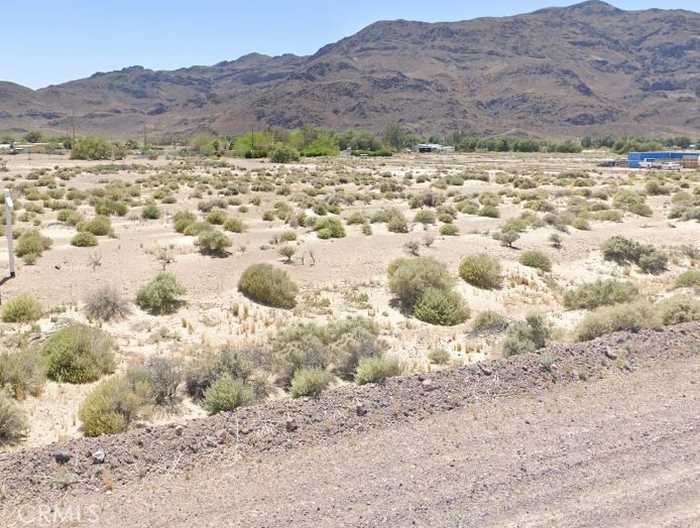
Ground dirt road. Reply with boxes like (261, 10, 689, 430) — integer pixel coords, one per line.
(4, 326, 698, 527)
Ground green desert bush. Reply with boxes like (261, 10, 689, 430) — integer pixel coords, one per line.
(314, 217, 346, 239)
(270, 145, 300, 164)
(414, 209, 436, 225)
(183, 221, 211, 237)
(70, 137, 115, 161)
(136, 273, 186, 315)
(1, 294, 42, 323)
(78, 215, 112, 236)
(459, 254, 502, 290)
(575, 301, 660, 341)
(141, 203, 161, 220)
(427, 348, 451, 365)
(16, 229, 52, 264)
(84, 285, 130, 322)
(502, 313, 551, 357)
(206, 209, 228, 225)
(675, 269, 700, 289)
(471, 310, 509, 334)
(290, 368, 333, 398)
(71, 231, 98, 247)
(223, 217, 247, 233)
(203, 374, 254, 414)
(196, 229, 232, 256)
(143, 356, 182, 406)
(656, 296, 700, 325)
(173, 211, 197, 233)
(413, 288, 470, 326)
(238, 264, 298, 308)
(638, 248, 668, 275)
(0, 392, 28, 444)
(563, 279, 639, 310)
(388, 257, 454, 310)
(78, 373, 151, 437)
(439, 224, 459, 236)
(0, 348, 46, 400)
(41, 324, 115, 384)
(601, 236, 667, 274)
(355, 355, 401, 385)
(518, 250, 552, 272)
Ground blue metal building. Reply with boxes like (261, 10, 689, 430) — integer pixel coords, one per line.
(628, 151, 700, 168)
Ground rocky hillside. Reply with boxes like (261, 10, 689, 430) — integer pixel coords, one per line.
(1, 1, 698, 139)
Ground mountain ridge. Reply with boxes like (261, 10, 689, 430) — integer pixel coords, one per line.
(1, 1, 698, 139)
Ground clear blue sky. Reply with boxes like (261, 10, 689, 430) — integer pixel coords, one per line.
(4, 0, 697, 89)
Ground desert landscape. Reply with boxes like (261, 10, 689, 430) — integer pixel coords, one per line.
(1, 0, 699, 526)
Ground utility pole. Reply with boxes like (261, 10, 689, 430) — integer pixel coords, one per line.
(143, 121, 148, 151)
(5, 190, 15, 278)
(71, 110, 76, 145)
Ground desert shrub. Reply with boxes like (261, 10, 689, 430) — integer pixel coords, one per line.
(502, 313, 551, 357)
(41, 324, 115, 384)
(136, 273, 186, 315)
(346, 211, 367, 225)
(270, 145, 300, 164)
(290, 368, 332, 398)
(656, 296, 700, 325)
(0, 349, 46, 399)
(280, 230, 297, 242)
(314, 217, 346, 239)
(638, 247, 667, 275)
(575, 301, 659, 341)
(84, 285, 130, 321)
(440, 224, 459, 236)
(79, 215, 112, 236)
(601, 236, 643, 265)
(413, 288, 470, 326)
(427, 348, 451, 365)
(563, 279, 638, 310)
(196, 229, 232, 256)
(478, 205, 500, 218)
(388, 257, 454, 310)
(184, 345, 267, 401)
(223, 217, 247, 233)
(493, 228, 520, 248)
(206, 209, 228, 225)
(203, 374, 254, 414)
(0, 393, 28, 444)
(141, 203, 161, 220)
(16, 229, 52, 263)
(675, 270, 700, 289)
(183, 221, 211, 237)
(471, 310, 509, 334)
(70, 137, 115, 161)
(414, 209, 436, 225)
(355, 355, 401, 385)
(143, 356, 182, 406)
(78, 374, 151, 436)
(238, 264, 298, 308)
(519, 250, 552, 272)
(613, 190, 652, 217)
(1, 294, 42, 323)
(71, 231, 98, 247)
(459, 254, 502, 290)
(549, 233, 563, 249)
(174, 211, 197, 233)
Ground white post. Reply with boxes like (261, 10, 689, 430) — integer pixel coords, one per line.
(5, 190, 15, 277)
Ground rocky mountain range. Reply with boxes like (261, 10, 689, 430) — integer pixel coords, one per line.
(1, 0, 698, 140)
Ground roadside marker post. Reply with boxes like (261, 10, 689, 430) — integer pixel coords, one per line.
(5, 190, 15, 278)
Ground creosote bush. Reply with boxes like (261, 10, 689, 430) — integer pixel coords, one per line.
(471, 310, 509, 334)
(238, 264, 298, 309)
(518, 250, 552, 272)
(656, 295, 700, 325)
(78, 372, 152, 437)
(290, 368, 333, 398)
(354, 355, 401, 385)
(675, 270, 700, 289)
(459, 254, 503, 290)
(601, 236, 667, 274)
(1, 294, 42, 323)
(502, 313, 551, 357)
(71, 231, 98, 247)
(0, 392, 28, 445)
(314, 217, 346, 239)
(84, 285, 130, 321)
(388, 257, 454, 310)
(563, 279, 638, 310)
(203, 374, 254, 414)
(41, 324, 115, 384)
(0, 348, 46, 400)
(136, 273, 186, 315)
(413, 287, 470, 326)
(575, 301, 660, 341)
(427, 348, 451, 365)
(16, 229, 52, 264)
(196, 230, 232, 256)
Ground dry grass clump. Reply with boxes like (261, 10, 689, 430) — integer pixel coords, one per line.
(459, 254, 503, 290)
(1, 294, 42, 323)
(471, 310, 509, 334)
(41, 324, 115, 384)
(84, 285, 130, 321)
(238, 264, 298, 308)
(563, 279, 639, 310)
(0, 349, 46, 400)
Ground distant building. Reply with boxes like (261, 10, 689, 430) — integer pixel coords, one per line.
(628, 151, 699, 169)
(414, 143, 455, 154)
